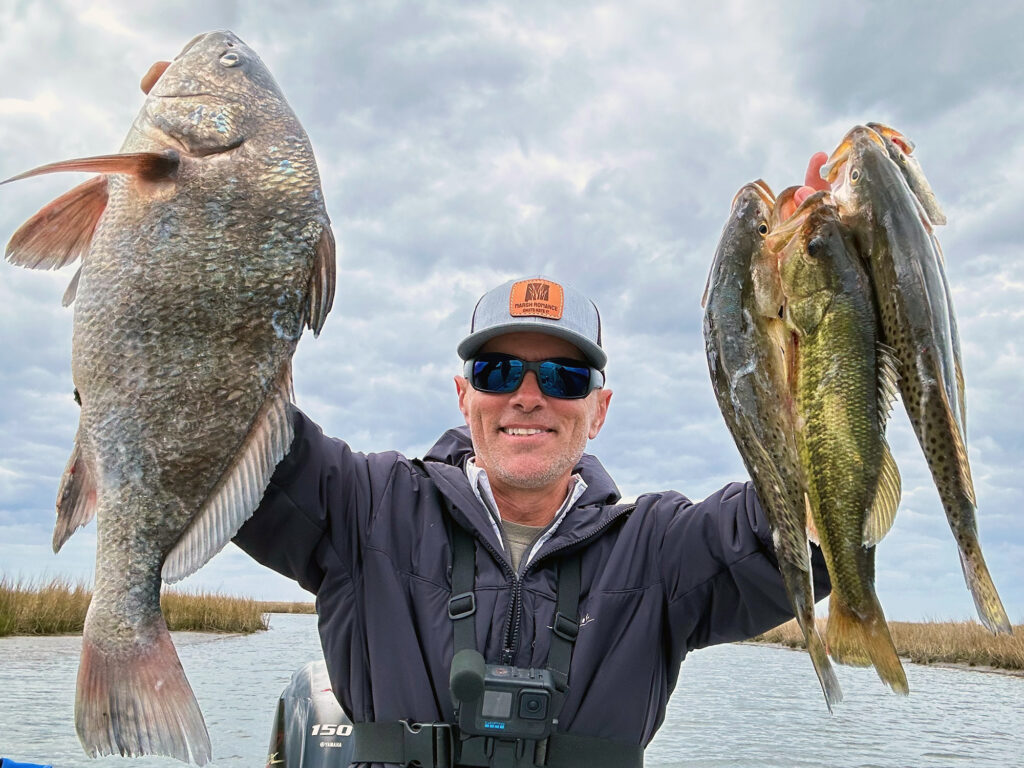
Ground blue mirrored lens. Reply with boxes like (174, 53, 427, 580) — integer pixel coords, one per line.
(472, 358, 524, 393)
(538, 361, 591, 398)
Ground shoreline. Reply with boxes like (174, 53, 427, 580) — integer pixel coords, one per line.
(742, 639, 1024, 678)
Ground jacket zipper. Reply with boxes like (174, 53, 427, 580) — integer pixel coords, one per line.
(500, 504, 637, 664)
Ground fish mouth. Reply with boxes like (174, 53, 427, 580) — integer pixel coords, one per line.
(866, 122, 915, 154)
(731, 178, 775, 209)
(134, 122, 244, 158)
(821, 126, 885, 183)
(766, 190, 830, 252)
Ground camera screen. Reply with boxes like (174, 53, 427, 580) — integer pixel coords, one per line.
(480, 690, 513, 719)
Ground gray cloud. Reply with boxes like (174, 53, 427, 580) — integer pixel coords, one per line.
(0, 2, 1021, 623)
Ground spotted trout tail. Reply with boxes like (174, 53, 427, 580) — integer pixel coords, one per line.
(826, 593, 908, 695)
(76, 610, 211, 764)
(957, 540, 1012, 634)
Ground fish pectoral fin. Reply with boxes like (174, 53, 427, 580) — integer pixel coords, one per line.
(863, 441, 902, 547)
(305, 223, 337, 337)
(53, 436, 98, 552)
(804, 492, 821, 546)
(5, 176, 108, 271)
(1, 151, 179, 185)
(62, 265, 83, 306)
(162, 367, 295, 583)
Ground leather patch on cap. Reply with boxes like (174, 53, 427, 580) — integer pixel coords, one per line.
(509, 279, 564, 319)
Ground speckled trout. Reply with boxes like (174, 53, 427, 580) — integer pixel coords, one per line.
(769, 191, 906, 694)
(866, 121, 965, 432)
(703, 181, 842, 710)
(3, 31, 336, 763)
(823, 126, 1009, 635)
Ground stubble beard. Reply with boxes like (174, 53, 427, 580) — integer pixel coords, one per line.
(478, 428, 588, 492)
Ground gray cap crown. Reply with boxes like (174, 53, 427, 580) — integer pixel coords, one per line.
(457, 276, 606, 369)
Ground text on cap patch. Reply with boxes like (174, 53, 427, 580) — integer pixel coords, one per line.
(509, 279, 564, 319)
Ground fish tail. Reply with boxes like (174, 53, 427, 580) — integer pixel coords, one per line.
(958, 543, 1012, 634)
(76, 611, 211, 764)
(826, 593, 908, 695)
(803, 619, 843, 712)
(787, 577, 843, 712)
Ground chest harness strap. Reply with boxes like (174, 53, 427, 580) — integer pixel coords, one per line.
(352, 523, 644, 767)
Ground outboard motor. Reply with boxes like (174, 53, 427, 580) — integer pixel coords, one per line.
(265, 660, 355, 768)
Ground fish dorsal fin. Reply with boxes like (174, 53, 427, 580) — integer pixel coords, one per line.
(53, 434, 98, 552)
(876, 341, 901, 427)
(5, 176, 108, 271)
(62, 265, 83, 307)
(804, 492, 821, 546)
(162, 367, 296, 583)
(305, 224, 337, 337)
(864, 440, 902, 546)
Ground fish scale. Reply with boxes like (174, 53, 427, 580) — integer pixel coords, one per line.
(3, 30, 336, 764)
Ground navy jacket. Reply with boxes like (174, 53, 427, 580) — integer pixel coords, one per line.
(234, 409, 830, 747)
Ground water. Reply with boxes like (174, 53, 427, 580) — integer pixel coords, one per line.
(0, 615, 1020, 767)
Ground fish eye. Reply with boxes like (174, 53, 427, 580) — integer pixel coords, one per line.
(850, 168, 861, 183)
(757, 222, 769, 236)
(220, 52, 241, 67)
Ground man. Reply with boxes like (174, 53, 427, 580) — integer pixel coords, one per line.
(235, 267, 830, 767)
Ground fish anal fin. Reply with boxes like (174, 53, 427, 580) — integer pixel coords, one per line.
(162, 367, 295, 583)
(53, 437, 98, 553)
(804, 492, 821, 546)
(305, 223, 337, 337)
(6, 176, 108, 271)
(864, 441, 902, 547)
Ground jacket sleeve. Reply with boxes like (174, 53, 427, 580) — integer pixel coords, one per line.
(657, 481, 831, 652)
(232, 406, 391, 594)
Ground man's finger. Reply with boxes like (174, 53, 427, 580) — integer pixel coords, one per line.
(804, 151, 830, 191)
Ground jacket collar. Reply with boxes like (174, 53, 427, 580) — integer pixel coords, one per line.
(420, 426, 626, 562)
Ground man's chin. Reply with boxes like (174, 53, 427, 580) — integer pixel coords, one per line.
(489, 458, 574, 492)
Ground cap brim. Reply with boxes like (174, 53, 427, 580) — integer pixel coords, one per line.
(457, 321, 607, 369)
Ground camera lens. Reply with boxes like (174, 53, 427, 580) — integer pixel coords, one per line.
(518, 691, 549, 720)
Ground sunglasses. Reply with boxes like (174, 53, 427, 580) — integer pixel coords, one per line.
(465, 353, 605, 399)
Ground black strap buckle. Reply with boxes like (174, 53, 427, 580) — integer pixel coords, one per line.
(399, 719, 453, 768)
(448, 591, 476, 620)
(552, 611, 578, 642)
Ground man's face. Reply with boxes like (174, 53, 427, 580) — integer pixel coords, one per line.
(456, 331, 612, 495)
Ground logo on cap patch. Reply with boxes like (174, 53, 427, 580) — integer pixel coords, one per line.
(510, 279, 564, 319)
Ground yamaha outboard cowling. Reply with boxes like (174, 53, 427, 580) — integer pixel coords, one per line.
(266, 660, 354, 767)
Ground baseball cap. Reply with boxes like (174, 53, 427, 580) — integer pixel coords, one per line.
(457, 276, 606, 369)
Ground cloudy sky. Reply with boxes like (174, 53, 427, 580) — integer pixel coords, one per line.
(0, 1, 1021, 627)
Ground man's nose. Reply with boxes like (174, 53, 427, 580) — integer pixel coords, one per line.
(510, 370, 545, 409)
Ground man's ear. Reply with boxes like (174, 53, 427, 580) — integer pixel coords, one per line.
(455, 376, 471, 425)
(588, 388, 613, 439)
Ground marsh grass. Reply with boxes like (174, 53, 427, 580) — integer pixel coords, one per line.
(258, 601, 316, 614)
(0, 576, 271, 636)
(751, 617, 1024, 671)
